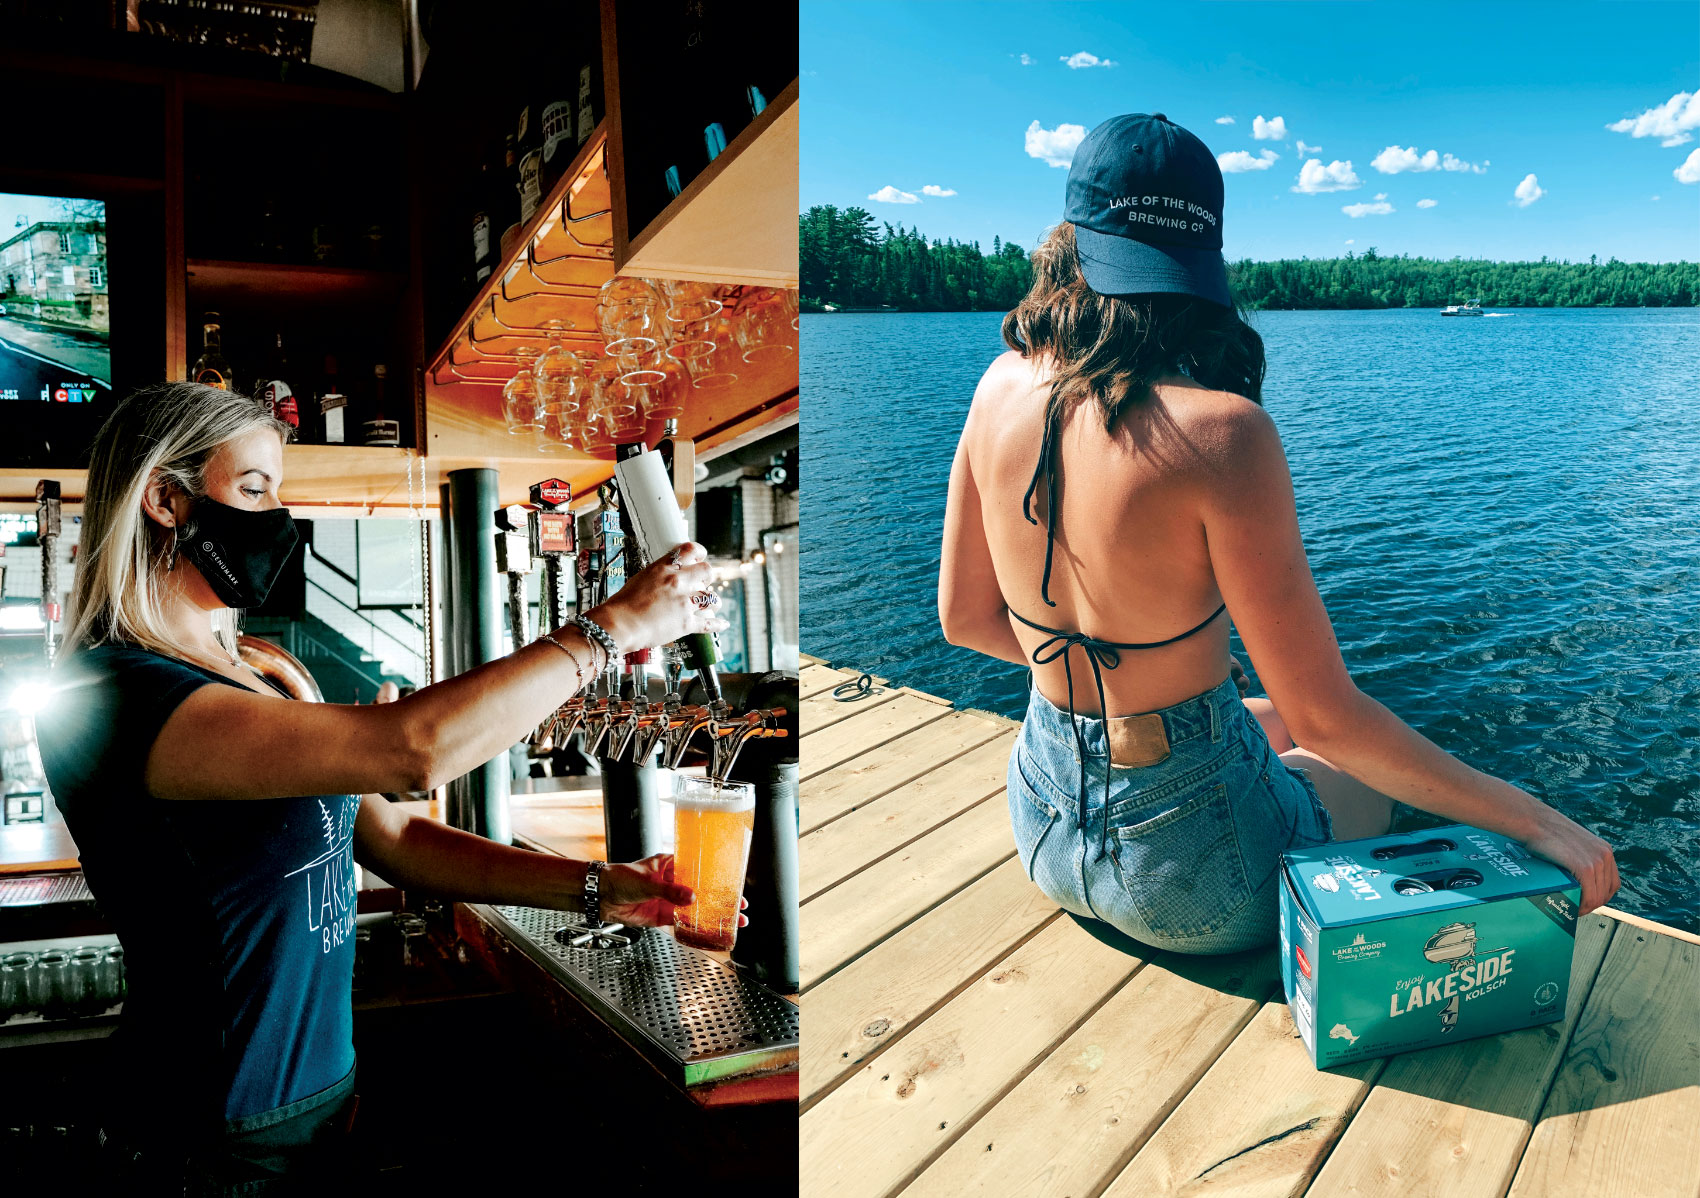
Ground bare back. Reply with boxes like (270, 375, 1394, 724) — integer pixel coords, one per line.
(961, 349, 1249, 717)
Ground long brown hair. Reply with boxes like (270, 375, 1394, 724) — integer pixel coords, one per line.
(1000, 223, 1266, 430)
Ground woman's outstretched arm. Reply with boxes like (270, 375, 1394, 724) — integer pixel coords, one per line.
(1201, 398, 1619, 913)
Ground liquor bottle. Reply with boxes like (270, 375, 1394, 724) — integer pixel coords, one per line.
(254, 333, 299, 436)
(576, 54, 603, 147)
(516, 99, 544, 225)
(361, 364, 401, 446)
(192, 314, 233, 390)
(319, 355, 347, 445)
(500, 133, 523, 256)
(471, 160, 495, 286)
(538, 90, 576, 199)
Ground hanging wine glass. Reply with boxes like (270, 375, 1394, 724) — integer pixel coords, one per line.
(534, 318, 587, 418)
(502, 347, 542, 434)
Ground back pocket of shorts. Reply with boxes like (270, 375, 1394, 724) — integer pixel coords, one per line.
(1108, 783, 1253, 939)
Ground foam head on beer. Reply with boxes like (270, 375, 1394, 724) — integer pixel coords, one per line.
(1279, 823, 1580, 1068)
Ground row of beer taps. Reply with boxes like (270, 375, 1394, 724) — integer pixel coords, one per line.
(530, 685, 788, 783)
(500, 477, 787, 784)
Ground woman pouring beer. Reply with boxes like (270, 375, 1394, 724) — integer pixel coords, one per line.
(33, 382, 737, 1192)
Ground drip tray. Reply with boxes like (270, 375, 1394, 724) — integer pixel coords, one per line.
(479, 905, 799, 1088)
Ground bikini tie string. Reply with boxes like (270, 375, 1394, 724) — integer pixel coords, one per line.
(1029, 631, 1119, 858)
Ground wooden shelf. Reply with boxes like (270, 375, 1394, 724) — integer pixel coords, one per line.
(186, 260, 408, 308)
(616, 78, 799, 287)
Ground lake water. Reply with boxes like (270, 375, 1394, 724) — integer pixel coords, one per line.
(802, 308, 1700, 934)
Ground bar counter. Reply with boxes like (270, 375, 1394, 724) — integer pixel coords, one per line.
(0, 786, 796, 1186)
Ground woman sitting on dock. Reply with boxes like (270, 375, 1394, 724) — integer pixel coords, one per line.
(34, 381, 735, 1191)
(937, 113, 1617, 956)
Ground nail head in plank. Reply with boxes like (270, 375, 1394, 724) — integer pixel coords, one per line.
(802, 694, 958, 778)
(802, 733, 1016, 900)
(799, 915, 1147, 1198)
(801, 713, 1008, 834)
(800, 796, 1017, 991)
(801, 858, 1059, 1109)
(906, 943, 1277, 1198)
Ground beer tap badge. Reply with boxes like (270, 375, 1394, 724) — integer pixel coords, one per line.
(1278, 823, 1579, 1068)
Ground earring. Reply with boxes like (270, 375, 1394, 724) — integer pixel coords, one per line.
(166, 525, 180, 572)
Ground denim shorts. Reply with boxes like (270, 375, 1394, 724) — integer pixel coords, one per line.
(1007, 675, 1335, 955)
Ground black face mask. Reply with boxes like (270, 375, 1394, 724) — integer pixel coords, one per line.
(178, 496, 300, 608)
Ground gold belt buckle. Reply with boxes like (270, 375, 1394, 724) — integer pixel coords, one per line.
(1106, 712, 1171, 768)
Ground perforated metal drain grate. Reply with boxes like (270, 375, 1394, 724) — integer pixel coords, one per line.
(0, 873, 92, 908)
(489, 905, 799, 1086)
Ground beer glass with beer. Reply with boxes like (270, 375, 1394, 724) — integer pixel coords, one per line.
(672, 777, 755, 951)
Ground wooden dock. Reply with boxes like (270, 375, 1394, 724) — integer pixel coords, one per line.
(797, 656, 1700, 1198)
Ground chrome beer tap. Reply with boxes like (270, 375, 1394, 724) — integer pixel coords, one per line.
(705, 708, 792, 782)
(660, 703, 716, 771)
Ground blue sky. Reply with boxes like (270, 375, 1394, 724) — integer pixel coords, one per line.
(801, 1, 1700, 262)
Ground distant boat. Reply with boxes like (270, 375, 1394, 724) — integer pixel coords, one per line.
(1440, 298, 1485, 317)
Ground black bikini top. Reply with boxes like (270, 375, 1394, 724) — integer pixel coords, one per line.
(1014, 398, 1226, 815)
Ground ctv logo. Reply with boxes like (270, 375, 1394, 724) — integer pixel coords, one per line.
(51, 385, 97, 403)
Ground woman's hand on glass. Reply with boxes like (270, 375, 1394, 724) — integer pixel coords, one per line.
(587, 540, 726, 652)
(600, 853, 750, 929)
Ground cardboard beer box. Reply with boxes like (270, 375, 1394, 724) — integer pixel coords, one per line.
(1279, 823, 1580, 1069)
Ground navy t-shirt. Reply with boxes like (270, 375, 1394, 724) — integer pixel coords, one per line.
(34, 643, 358, 1131)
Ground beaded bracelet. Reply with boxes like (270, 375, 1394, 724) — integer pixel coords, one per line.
(570, 614, 621, 663)
(535, 629, 602, 684)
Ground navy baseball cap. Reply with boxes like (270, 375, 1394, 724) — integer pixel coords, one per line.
(1064, 113, 1231, 307)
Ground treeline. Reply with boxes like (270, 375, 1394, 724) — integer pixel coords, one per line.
(800, 204, 1698, 310)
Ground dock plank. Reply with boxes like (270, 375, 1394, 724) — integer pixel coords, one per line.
(906, 945, 1277, 1198)
(801, 858, 1060, 1110)
(1105, 1001, 1384, 1198)
(800, 663, 861, 699)
(1506, 923, 1700, 1198)
(800, 685, 902, 736)
(801, 693, 956, 779)
(799, 917, 1148, 1198)
(801, 712, 1009, 834)
(1306, 913, 1617, 1198)
(800, 796, 1015, 991)
(801, 734, 1016, 900)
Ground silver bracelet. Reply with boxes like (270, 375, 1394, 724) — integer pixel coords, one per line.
(536, 631, 600, 683)
(571, 614, 621, 663)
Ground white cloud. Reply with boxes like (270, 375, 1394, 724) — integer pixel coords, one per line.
(1373, 145, 1438, 173)
(1373, 192, 1387, 200)
(1218, 149, 1280, 173)
(1060, 51, 1117, 69)
(1297, 139, 1322, 156)
(1017, 53, 1034, 66)
(868, 185, 919, 204)
(1676, 148, 1700, 184)
(1252, 115, 1288, 141)
(1215, 115, 1236, 125)
(1652, 194, 1662, 201)
(1292, 158, 1362, 193)
(921, 185, 957, 197)
(1342, 199, 1395, 217)
(1025, 120, 1088, 168)
(1417, 198, 1438, 208)
(1512, 173, 1545, 207)
(1607, 91, 1700, 147)
(1345, 239, 1355, 245)
(1372, 145, 1488, 174)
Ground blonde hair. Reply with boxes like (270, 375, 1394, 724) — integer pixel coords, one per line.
(62, 382, 291, 664)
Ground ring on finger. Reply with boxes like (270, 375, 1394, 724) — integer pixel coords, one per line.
(691, 590, 719, 609)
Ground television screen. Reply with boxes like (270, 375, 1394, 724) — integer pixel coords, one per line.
(0, 192, 111, 407)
